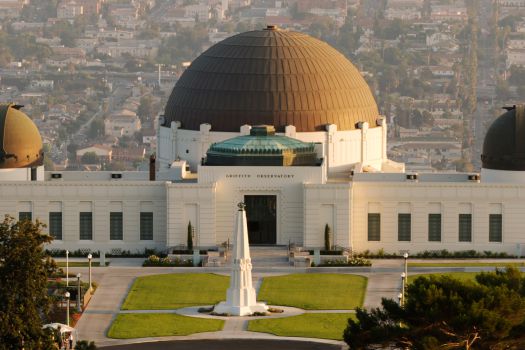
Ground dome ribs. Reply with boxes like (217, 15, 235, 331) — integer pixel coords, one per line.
(164, 29, 379, 132)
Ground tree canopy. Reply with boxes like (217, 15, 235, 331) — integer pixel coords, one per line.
(0, 216, 57, 350)
(81, 151, 100, 164)
(344, 268, 525, 349)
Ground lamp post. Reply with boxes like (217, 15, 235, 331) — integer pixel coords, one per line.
(64, 291, 70, 326)
(403, 252, 409, 285)
(398, 292, 403, 305)
(76, 273, 82, 312)
(87, 253, 92, 291)
(401, 272, 406, 307)
(66, 250, 69, 287)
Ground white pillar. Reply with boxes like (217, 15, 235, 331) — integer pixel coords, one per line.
(214, 203, 268, 316)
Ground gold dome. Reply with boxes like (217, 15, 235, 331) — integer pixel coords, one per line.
(165, 27, 379, 132)
(0, 104, 43, 169)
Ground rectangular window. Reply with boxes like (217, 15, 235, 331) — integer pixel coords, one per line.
(398, 213, 411, 241)
(489, 214, 502, 242)
(428, 214, 441, 242)
(459, 214, 472, 242)
(19, 212, 32, 221)
(79, 212, 93, 240)
(110, 212, 123, 240)
(367, 213, 381, 241)
(49, 212, 62, 240)
(140, 212, 153, 240)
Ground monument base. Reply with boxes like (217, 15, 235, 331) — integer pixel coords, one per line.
(214, 301, 268, 316)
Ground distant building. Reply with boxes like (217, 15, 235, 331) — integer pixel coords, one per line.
(498, 0, 525, 7)
(96, 40, 160, 59)
(84, 28, 134, 40)
(112, 146, 146, 162)
(75, 0, 101, 15)
(57, 1, 84, 19)
(29, 80, 55, 90)
(506, 49, 525, 68)
(76, 144, 113, 163)
(385, 6, 421, 20)
(104, 109, 142, 138)
(109, 4, 140, 29)
(76, 38, 98, 52)
(46, 47, 87, 67)
(508, 39, 525, 49)
(431, 5, 467, 21)
(184, 4, 210, 22)
(0, 0, 23, 19)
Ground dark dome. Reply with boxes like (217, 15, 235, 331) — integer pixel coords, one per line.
(482, 105, 525, 171)
(0, 104, 43, 169)
(164, 27, 379, 132)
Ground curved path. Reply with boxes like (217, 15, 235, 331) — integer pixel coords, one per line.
(102, 339, 342, 350)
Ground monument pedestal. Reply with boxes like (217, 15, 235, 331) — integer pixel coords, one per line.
(214, 301, 268, 316)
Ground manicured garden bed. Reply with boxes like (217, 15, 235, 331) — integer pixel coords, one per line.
(142, 255, 194, 267)
(56, 262, 109, 267)
(108, 313, 224, 338)
(408, 262, 525, 268)
(257, 274, 367, 310)
(248, 313, 355, 340)
(121, 273, 229, 310)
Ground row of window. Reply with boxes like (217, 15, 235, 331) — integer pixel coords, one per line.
(367, 213, 503, 243)
(19, 212, 154, 241)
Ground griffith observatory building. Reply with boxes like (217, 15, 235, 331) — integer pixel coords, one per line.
(1, 27, 525, 256)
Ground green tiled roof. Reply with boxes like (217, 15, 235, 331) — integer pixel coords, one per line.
(208, 134, 315, 155)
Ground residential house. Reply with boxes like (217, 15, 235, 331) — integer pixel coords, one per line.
(76, 0, 101, 15)
(96, 39, 160, 59)
(0, 1, 23, 19)
(76, 144, 113, 163)
(184, 4, 210, 22)
(507, 49, 525, 68)
(57, 1, 83, 19)
(104, 109, 142, 138)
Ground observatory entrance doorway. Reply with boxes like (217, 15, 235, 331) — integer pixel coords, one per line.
(244, 195, 277, 245)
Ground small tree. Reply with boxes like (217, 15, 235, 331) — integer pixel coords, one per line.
(81, 152, 99, 164)
(324, 224, 331, 251)
(0, 216, 58, 349)
(344, 267, 525, 349)
(187, 221, 193, 251)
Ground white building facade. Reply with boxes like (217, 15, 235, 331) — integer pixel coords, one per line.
(1, 29, 525, 256)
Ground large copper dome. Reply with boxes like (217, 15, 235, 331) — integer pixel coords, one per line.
(164, 27, 379, 132)
(0, 104, 43, 169)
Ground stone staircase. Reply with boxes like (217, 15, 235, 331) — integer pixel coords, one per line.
(249, 246, 290, 267)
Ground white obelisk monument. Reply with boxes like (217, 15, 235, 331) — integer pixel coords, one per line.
(214, 202, 268, 316)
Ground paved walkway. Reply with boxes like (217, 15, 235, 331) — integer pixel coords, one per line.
(101, 339, 342, 350)
(66, 250, 525, 349)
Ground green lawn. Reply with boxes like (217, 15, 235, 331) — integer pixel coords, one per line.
(408, 262, 525, 268)
(57, 262, 109, 267)
(409, 272, 478, 284)
(258, 274, 367, 310)
(108, 313, 224, 339)
(122, 273, 229, 310)
(248, 313, 354, 340)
